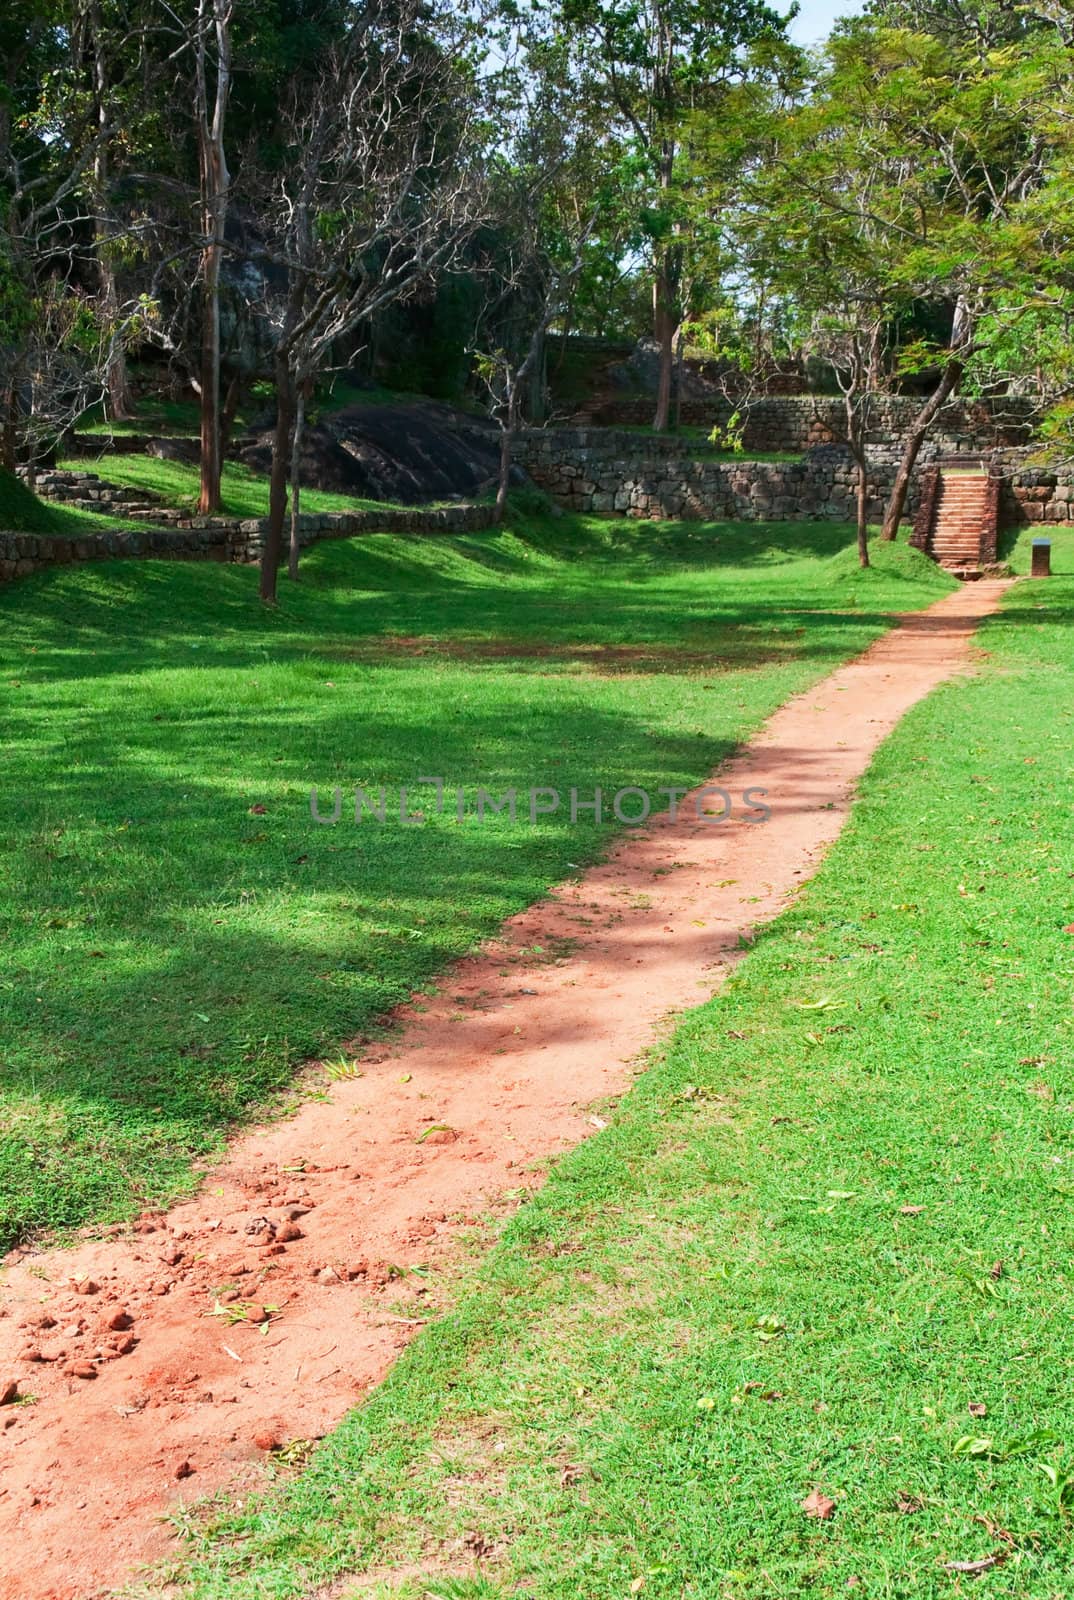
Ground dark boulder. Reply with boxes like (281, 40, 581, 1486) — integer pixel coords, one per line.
(236, 400, 504, 505)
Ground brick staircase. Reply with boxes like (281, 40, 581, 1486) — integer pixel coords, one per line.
(914, 468, 1001, 576)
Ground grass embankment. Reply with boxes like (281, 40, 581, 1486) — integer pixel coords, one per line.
(56, 453, 420, 519)
(0, 466, 153, 541)
(156, 528, 1074, 1600)
(0, 515, 947, 1250)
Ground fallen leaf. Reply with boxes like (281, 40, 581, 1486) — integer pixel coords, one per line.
(801, 1489, 836, 1520)
(899, 1205, 924, 1216)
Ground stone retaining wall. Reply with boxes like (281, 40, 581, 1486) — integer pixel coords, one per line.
(1005, 467, 1074, 523)
(0, 501, 495, 584)
(517, 428, 1074, 527)
(516, 431, 921, 522)
(586, 395, 1039, 453)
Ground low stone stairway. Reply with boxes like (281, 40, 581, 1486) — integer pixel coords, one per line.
(912, 467, 1001, 577)
(18, 467, 165, 521)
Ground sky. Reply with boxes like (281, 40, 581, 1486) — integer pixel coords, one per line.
(788, 0, 866, 43)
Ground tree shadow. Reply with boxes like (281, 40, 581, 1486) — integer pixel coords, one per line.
(0, 510, 951, 1246)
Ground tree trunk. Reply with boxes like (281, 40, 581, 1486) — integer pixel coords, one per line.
(855, 452, 870, 568)
(527, 327, 546, 424)
(99, 238, 134, 420)
(219, 371, 241, 458)
(672, 322, 686, 432)
(198, 240, 223, 514)
(0, 387, 17, 473)
(652, 266, 675, 433)
(880, 358, 964, 541)
(495, 384, 516, 524)
(288, 384, 306, 580)
(260, 358, 295, 604)
(88, 3, 135, 422)
(196, 0, 232, 517)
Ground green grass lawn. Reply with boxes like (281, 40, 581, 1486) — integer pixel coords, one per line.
(56, 452, 422, 519)
(153, 528, 1074, 1600)
(0, 513, 950, 1253)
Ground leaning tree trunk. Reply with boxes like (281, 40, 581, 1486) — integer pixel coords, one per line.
(880, 358, 963, 541)
(260, 358, 295, 604)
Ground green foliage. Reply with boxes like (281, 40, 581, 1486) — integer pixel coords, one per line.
(707, 408, 745, 452)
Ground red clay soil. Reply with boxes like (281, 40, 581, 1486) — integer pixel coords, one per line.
(0, 580, 1008, 1600)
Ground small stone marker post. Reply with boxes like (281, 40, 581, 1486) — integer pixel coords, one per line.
(1031, 537, 1052, 578)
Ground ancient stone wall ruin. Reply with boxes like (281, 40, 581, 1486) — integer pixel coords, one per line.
(0, 501, 495, 584)
(517, 426, 1074, 529)
(516, 432, 919, 522)
(584, 395, 1039, 453)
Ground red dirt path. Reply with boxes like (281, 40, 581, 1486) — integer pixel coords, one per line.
(0, 581, 1008, 1600)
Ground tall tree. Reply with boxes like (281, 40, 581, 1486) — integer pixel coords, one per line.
(71, 0, 138, 419)
(511, 0, 795, 431)
(743, 15, 1060, 540)
(0, 0, 137, 472)
(192, 0, 233, 515)
(248, 0, 485, 602)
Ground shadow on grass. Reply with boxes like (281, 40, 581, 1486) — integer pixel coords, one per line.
(0, 509, 953, 1247)
(0, 684, 741, 1247)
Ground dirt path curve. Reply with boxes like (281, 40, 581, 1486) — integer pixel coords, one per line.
(0, 580, 1008, 1600)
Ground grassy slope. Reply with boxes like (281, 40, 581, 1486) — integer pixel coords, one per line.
(0, 517, 948, 1251)
(0, 466, 159, 540)
(159, 528, 1074, 1600)
(55, 453, 424, 519)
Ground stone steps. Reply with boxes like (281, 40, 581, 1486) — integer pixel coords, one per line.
(18, 467, 168, 521)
